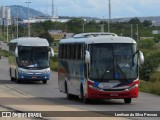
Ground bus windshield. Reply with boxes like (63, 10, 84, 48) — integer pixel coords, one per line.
(89, 43, 138, 81)
(18, 46, 49, 69)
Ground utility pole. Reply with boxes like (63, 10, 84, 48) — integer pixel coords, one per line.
(82, 20, 85, 33)
(16, 5, 19, 38)
(6, 19, 8, 42)
(108, 0, 111, 32)
(5, 6, 11, 43)
(52, 0, 55, 18)
(136, 24, 139, 41)
(25, 1, 31, 37)
(131, 24, 133, 38)
(100, 17, 105, 32)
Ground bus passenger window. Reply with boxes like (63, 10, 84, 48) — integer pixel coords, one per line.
(78, 44, 81, 60)
(74, 44, 76, 60)
(58, 44, 62, 59)
(71, 44, 74, 60)
(75, 44, 78, 60)
(64, 44, 67, 59)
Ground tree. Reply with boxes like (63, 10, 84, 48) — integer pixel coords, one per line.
(140, 50, 160, 81)
(42, 20, 54, 31)
(39, 32, 54, 44)
(139, 38, 160, 81)
(128, 17, 141, 24)
(67, 18, 84, 33)
(139, 39, 155, 49)
(143, 20, 152, 27)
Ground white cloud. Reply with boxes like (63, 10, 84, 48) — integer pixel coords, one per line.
(2, 0, 160, 18)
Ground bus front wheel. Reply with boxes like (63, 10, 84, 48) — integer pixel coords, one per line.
(9, 68, 14, 81)
(42, 80, 47, 84)
(124, 98, 132, 104)
(65, 82, 74, 100)
(81, 85, 90, 104)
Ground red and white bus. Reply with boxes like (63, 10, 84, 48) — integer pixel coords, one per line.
(58, 32, 144, 104)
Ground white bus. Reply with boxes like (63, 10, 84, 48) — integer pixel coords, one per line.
(8, 37, 54, 84)
(58, 32, 144, 103)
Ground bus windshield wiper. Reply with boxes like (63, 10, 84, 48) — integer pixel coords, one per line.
(116, 64, 127, 80)
(100, 65, 111, 79)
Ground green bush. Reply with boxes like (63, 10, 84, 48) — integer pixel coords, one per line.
(150, 71, 160, 82)
(0, 49, 10, 57)
(50, 55, 58, 71)
(140, 49, 160, 81)
(139, 39, 155, 49)
(139, 78, 160, 96)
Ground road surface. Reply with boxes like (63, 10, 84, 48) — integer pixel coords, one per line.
(0, 56, 160, 120)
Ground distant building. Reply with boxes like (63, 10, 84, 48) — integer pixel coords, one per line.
(0, 6, 11, 26)
(152, 30, 160, 34)
(152, 21, 160, 26)
(19, 18, 71, 24)
(140, 37, 154, 40)
(48, 30, 74, 41)
(48, 30, 64, 41)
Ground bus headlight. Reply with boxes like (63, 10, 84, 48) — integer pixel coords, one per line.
(127, 84, 138, 91)
(43, 70, 50, 74)
(18, 69, 25, 74)
(88, 85, 104, 91)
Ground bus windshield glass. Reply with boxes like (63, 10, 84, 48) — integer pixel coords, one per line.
(18, 46, 49, 69)
(89, 43, 138, 81)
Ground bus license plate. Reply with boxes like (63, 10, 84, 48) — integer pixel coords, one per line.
(110, 94, 118, 96)
(32, 76, 37, 79)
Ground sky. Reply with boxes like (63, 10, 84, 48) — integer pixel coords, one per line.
(1, 0, 160, 19)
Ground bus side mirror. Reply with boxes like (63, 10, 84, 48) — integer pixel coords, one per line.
(49, 47, 54, 57)
(139, 51, 144, 65)
(85, 50, 90, 64)
(15, 47, 18, 57)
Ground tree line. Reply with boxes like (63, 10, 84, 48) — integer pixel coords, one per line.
(0, 17, 160, 81)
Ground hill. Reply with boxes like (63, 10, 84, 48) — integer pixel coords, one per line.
(112, 16, 160, 22)
(9, 5, 47, 19)
(9, 5, 160, 23)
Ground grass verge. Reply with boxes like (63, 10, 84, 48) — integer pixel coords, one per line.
(139, 71, 160, 96)
(50, 55, 58, 71)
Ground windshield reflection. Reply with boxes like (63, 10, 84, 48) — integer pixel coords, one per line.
(18, 46, 49, 69)
(89, 43, 138, 81)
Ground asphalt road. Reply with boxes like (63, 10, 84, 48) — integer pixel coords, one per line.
(0, 56, 160, 120)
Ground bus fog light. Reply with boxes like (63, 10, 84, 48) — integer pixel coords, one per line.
(89, 85, 103, 91)
(125, 89, 129, 91)
(89, 85, 94, 88)
(128, 84, 138, 90)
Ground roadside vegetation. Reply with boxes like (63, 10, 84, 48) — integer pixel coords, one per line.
(0, 17, 160, 95)
(0, 48, 10, 57)
(139, 38, 160, 96)
(140, 71, 160, 95)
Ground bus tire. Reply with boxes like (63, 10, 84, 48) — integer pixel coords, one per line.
(9, 68, 14, 81)
(15, 71, 21, 84)
(124, 98, 132, 104)
(81, 85, 89, 104)
(16, 79, 21, 84)
(16, 78, 21, 84)
(11, 77, 14, 81)
(65, 82, 73, 100)
(43, 80, 47, 84)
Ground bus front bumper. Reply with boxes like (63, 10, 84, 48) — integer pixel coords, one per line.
(87, 85, 138, 99)
(18, 73, 50, 80)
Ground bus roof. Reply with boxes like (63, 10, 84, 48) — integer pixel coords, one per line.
(73, 32, 117, 38)
(9, 37, 49, 46)
(60, 34, 136, 44)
